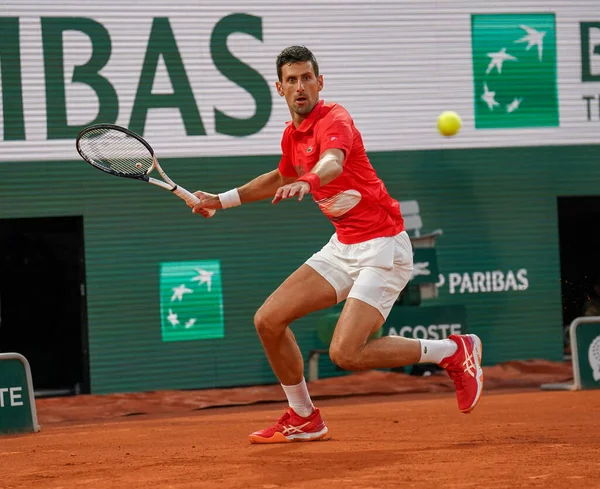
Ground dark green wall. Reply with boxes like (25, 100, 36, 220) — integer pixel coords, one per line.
(1, 144, 595, 393)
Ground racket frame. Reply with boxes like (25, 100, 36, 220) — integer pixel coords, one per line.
(75, 124, 211, 211)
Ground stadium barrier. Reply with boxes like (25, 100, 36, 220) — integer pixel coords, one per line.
(541, 316, 600, 391)
(0, 353, 41, 435)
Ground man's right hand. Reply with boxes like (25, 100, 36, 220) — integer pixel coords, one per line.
(189, 190, 222, 218)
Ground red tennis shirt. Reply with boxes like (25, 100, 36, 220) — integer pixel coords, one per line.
(278, 100, 404, 244)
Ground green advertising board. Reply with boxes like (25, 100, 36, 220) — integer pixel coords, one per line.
(159, 260, 225, 342)
(471, 13, 559, 129)
(0, 353, 40, 435)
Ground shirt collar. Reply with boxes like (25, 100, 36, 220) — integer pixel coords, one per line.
(285, 100, 325, 133)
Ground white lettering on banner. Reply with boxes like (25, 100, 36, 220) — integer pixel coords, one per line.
(388, 324, 462, 339)
(0, 387, 24, 407)
(439, 269, 529, 294)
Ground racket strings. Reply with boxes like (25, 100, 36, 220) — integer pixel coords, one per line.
(78, 128, 153, 176)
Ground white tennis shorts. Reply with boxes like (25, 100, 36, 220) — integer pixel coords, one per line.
(306, 231, 414, 319)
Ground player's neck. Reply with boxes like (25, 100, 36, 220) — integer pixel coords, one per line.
(290, 100, 319, 128)
(291, 114, 307, 128)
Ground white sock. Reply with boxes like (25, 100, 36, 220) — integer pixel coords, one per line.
(418, 339, 458, 364)
(281, 378, 315, 418)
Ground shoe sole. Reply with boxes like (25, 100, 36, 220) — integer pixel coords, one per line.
(249, 426, 329, 444)
(461, 334, 484, 414)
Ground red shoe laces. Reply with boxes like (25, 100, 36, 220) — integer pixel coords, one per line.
(446, 366, 466, 390)
(276, 411, 291, 427)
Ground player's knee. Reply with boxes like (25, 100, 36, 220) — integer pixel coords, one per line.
(329, 344, 360, 371)
(253, 308, 283, 341)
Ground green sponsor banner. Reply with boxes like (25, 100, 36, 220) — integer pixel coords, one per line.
(573, 320, 600, 389)
(0, 354, 39, 435)
(386, 305, 467, 340)
(410, 248, 440, 285)
(159, 260, 225, 342)
(471, 13, 559, 129)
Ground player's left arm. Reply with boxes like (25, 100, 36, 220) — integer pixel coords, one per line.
(272, 149, 345, 204)
(307, 148, 345, 186)
(272, 113, 352, 204)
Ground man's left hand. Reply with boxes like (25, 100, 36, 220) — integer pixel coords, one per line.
(272, 181, 311, 204)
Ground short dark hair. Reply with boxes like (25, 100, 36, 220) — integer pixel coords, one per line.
(276, 45, 319, 82)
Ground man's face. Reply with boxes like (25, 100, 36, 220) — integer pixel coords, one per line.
(276, 61, 323, 119)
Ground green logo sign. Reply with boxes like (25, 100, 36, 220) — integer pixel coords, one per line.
(471, 13, 559, 129)
(159, 260, 225, 342)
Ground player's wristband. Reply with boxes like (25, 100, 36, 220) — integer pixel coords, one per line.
(297, 172, 321, 191)
(218, 189, 242, 209)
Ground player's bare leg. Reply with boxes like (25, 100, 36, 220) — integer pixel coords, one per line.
(330, 298, 484, 414)
(249, 264, 337, 443)
(328, 298, 421, 370)
(254, 264, 337, 385)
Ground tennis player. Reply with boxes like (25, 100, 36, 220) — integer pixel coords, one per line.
(190, 46, 484, 443)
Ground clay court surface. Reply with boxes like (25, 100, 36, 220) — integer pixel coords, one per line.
(3, 388, 600, 489)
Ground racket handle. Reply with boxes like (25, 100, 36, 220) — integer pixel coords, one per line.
(172, 186, 216, 217)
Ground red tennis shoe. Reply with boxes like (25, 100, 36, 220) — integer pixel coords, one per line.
(249, 407, 329, 444)
(441, 334, 484, 414)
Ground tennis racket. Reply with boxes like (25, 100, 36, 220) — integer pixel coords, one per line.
(75, 123, 215, 216)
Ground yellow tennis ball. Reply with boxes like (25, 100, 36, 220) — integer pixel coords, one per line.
(437, 111, 462, 137)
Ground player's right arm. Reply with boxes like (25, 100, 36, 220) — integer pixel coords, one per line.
(191, 130, 296, 217)
(190, 169, 296, 215)
(238, 169, 297, 203)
